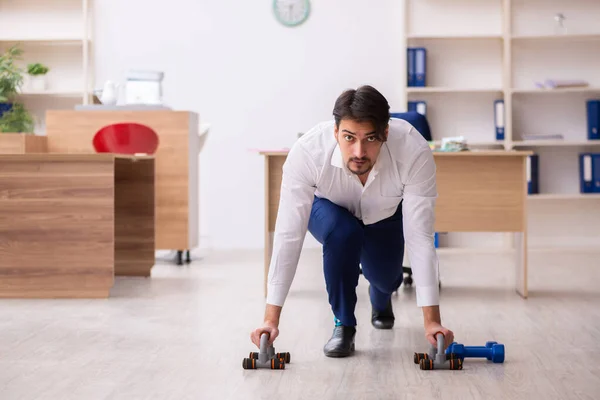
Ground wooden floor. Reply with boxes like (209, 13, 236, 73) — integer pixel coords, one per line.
(0, 248, 599, 399)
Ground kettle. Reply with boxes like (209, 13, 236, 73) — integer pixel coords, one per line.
(100, 81, 121, 105)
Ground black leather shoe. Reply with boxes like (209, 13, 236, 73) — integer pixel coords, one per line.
(371, 299, 395, 329)
(323, 326, 356, 358)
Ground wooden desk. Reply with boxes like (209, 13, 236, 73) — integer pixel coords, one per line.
(45, 110, 199, 255)
(260, 150, 532, 298)
(0, 154, 155, 298)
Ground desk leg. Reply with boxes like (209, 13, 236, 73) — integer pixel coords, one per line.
(263, 155, 286, 297)
(514, 231, 528, 298)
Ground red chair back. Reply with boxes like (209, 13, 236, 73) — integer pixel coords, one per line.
(93, 123, 159, 155)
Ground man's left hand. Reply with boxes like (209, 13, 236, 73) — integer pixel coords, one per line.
(424, 322, 454, 349)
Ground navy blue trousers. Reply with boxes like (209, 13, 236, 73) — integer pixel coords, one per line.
(308, 196, 405, 327)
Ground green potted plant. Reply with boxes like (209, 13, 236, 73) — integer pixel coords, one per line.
(0, 44, 25, 116)
(0, 100, 44, 154)
(0, 102, 34, 133)
(27, 62, 50, 92)
(0, 44, 38, 148)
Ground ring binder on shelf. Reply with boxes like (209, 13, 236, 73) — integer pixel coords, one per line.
(579, 153, 600, 193)
(407, 48, 416, 87)
(494, 100, 505, 141)
(414, 47, 426, 87)
(587, 100, 600, 140)
(527, 154, 539, 194)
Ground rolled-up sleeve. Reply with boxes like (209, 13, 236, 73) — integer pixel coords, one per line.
(401, 145, 440, 307)
(266, 142, 318, 306)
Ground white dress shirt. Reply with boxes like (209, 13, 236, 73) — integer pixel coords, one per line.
(267, 117, 440, 308)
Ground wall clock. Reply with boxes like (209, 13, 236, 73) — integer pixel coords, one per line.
(273, 0, 311, 27)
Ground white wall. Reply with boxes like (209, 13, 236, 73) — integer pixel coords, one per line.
(92, 0, 406, 250)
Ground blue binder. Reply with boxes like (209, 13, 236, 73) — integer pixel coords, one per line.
(494, 100, 505, 140)
(527, 154, 539, 194)
(408, 101, 427, 116)
(579, 153, 600, 193)
(414, 47, 426, 87)
(587, 100, 600, 140)
(407, 48, 416, 87)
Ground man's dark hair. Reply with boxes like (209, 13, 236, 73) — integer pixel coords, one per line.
(332, 85, 391, 141)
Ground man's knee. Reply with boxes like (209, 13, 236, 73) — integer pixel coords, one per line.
(309, 197, 363, 247)
(323, 215, 363, 247)
(368, 272, 403, 295)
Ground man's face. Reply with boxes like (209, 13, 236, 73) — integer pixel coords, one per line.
(334, 118, 387, 178)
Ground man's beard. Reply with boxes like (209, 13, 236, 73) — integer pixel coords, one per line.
(346, 157, 372, 176)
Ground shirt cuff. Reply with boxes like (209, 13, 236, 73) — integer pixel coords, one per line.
(416, 285, 440, 307)
(266, 283, 288, 307)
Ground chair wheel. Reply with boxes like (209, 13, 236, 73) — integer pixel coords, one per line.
(271, 358, 285, 370)
(276, 352, 291, 363)
(404, 276, 413, 286)
(242, 357, 256, 369)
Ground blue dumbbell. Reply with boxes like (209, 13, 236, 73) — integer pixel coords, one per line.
(445, 341, 505, 363)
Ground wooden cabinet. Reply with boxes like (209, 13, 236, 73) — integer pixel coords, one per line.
(46, 109, 200, 252)
(0, 154, 155, 298)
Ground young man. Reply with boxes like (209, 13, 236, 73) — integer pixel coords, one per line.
(251, 85, 453, 357)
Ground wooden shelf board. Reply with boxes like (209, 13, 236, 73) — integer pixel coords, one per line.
(407, 87, 503, 94)
(432, 140, 504, 147)
(17, 91, 84, 99)
(528, 193, 600, 200)
(512, 140, 600, 147)
(408, 34, 503, 40)
(432, 150, 532, 157)
(0, 38, 86, 45)
(511, 87, 600, 94)
(511, 33, 600, 41)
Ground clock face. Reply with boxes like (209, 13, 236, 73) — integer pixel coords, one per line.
(273, 0, 311, 27)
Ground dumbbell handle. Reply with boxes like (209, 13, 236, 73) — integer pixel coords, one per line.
(461, 346, 493, 358)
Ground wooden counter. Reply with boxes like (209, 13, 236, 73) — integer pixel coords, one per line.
(0, 154, 155, 298)
(259, 149, 533, 298)
(0, 133, 47, 154)
(45, 110, 199, 255)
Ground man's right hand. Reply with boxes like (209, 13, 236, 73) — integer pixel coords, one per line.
(250, 321, 279, 348)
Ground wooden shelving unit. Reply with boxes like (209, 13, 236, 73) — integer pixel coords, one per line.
(0, 0, 93, 134)
(403, 0, 600, 252)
